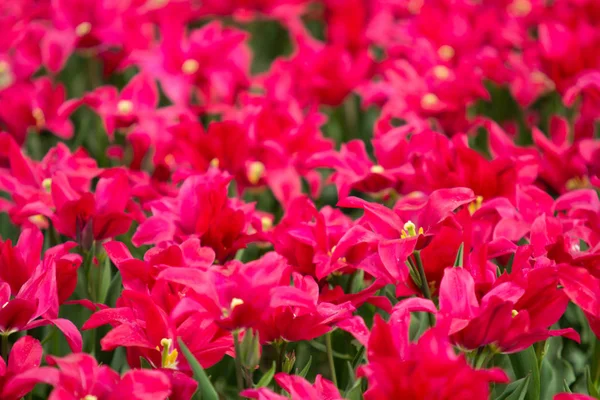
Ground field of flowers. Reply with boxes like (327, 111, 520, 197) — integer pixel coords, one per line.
(0, 0, 599, 399)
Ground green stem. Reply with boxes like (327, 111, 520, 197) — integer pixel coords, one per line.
(535, 339, 546, 369)
(84, 327, 97, 356)
(273, 340, 288, 395)
(343, 95, 358, 141)
(40, 327, 56, 346)
(1, 334, 9, 361)
(233, 330, 245, 396)
(346, 271, 358, 294)
(474, 346, 497, 369)
(473, 347, 486, 369)
(414, 251, 435, 327)
(276, 340, 288, 374)
(325, 331, 338, 387)
(593, 337, 600, 385)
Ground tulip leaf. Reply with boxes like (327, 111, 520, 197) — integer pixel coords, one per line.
(509, 347, 540, 400)
(255, 361, 276, 388)
(345, 377, 363, 400)
(453, 242, 464, 268)
(308, 341, 353, 360)
(104, 268, 123, 308)
(591, 338, 600, 394)
(298, 356, 312, 378)
(496, 375, 530, 400)
(350, 269, 364, 294)
(178, 338, 219, 400)
(586, 367, 600, 398)
(109, 347, 127, 373)
(96, 256, 112, 304)
(540, 337, 576, 400)
(139, 356, 152, 369)
(351, 346, 365, 370)
(344, 361, 355, 388)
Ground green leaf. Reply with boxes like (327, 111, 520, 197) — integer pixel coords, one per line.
(254, 361, 276, 388)
(540, 337, 576, 400)
(579, 239, 590, 252)
(586, 367, 600, 398)
(298, 356, 312, 378)
(96, 254, 112, 304)
(139, 356, 153, 369)
(509, 347, 540, 400)
(110, 347, 128, 373)
(178, 338, 219, 400)
(345, 377, 363, 400)
(351, 346, 365, 370)
(562, 380, 572, 393)
(592, 338, 600, 393)
(308, 340, 353, 360)
(350, 269, 364, 294)
(105, 271, 123, 308)
(344, 361, 355, 389)
(453, 243, 464, 267)
(496, 376, 531, 400)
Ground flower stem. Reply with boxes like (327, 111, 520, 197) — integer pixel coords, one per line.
(276, 340, 288, 374)
(40, 326, 56, 346)
(274, 340, 288, 394)
(474, 346, 497, 369)
(233, 330, 245, 396)
(414, 251, 435, 327)
(1, 334, 9, 361)
(325, 331, 338, 387)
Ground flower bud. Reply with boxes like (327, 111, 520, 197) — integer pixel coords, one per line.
(282, 350, 296, 374)
(240, 328, 261, 370)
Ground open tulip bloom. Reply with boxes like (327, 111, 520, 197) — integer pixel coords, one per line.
(1, 0, 600, 399)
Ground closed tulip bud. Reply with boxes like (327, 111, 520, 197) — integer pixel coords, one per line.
(283, 351, 296, 374)
(240, 328, 261, 370)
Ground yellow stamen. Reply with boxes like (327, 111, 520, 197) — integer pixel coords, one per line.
(261, 217, 272, 231)
(400, 221, 423, 239)
(159, 338, 178, 369)
(438, 45, 455, 61)
(468, 196, 484, 215)
(42, 178, 52, 192)
(420, 93, 440, 110)
(230, 298, 244, 309)
(210, 158, 219, 168)
(164, 154, 175, 167)
(75, 22, 92, 37)
(511, 309, 519, 318)
(32, 108, 45, 129)
(370, 165, 385, 174)
(222, 297, 244, 317)
(181, 59, 199, 75)
(28, 214, 47, 227)
(566, 176, 591, 191)
(247, 161, 265, 185)
(117, 99, 133, 114)
(0, 61, 13, 90)
(328, 245, 337, 257)
(82, 396, 98, 400)
(508, 0, 532, 17)
(432, 65, 450, 80)
(150, 0, 169, 7)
